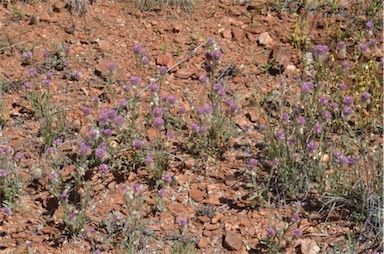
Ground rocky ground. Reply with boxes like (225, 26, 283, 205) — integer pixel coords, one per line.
(0, 0, 382, 253)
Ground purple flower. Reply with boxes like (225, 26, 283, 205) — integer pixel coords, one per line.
(114, 115, 124, 126)
(145, 155, 154, 163)
(98, 109, 109, 122)
(316, 44, 329, 54)
(104, 128, 112, 136)
(15, 152, 25, 159)
(63, 45, 70, 55)
(2, 206, 10, 216)
(296, 116, 306, 125)
(43, 50, 50, 58)
(24, 82, 32, 90)
(179, 106, 187, 114)
(322, 110, 332, 120)
(343, 96, 353, 106)
(274, 130, 285, 140)
(150, 83, 159, 92)
(132, 139, 144, 149)
(72, 71, 81, 80)
(24, 51, 33, 60)
(313, 123, 322, 134)
(159, 66, 167, 74)
(46, 146, 54, 154)
(133, 44, 145, 55)
(292, 213, 300, 222)
(203, 104, 213, 114)
(213, 50, 222, 60)
(60, 191, 69, 200)
(319, 95, 329, 105)
(338, 83, 347, 90)
(178, 217, 188, 226)
(54, 138, 63, 146)
(337, 41, 346, 49)
(337, 153, 349, 166)
(167, 95, 177, 105)
(142, 56, 150, 65)
(43, 80, 52, 87)
(195, 107, 204, 115)
(154, 117, 165, 129)
(163, 173, 172, 182)
(158, 188, 166, 197)
(342, 61, 349, 70)
(199, 75, 208, 84)
(272, 158, 279, 168)
(152, 107, 163, 117)
(95, 147, 105, 159)
(88, 129, 98, 139)
(94, 249, 101, 254)
(266, 227, 276, 238)
(281, 112, 289, 122)
(294, 228, 302, 237)
(28, 68, 36, 76)
(83, 106, 90, 115)
(366, 21, 374, 30)
(107, 62, 117, 72)
(331, 102, 339, 110)
(79, 142, 91, 155)
(301, 81, 314, 94)
(294, 200, 302, 209)
(360, 43, 368, 53)
(99, 164, 109, 174)
(191, 123, 199, 132)
(25, 240, 32, 248)
(198, 125, 208, 135)
(166, 131, 175, 139)
(118, 100, 127, 108)
(0, 168, 7, 177)
(132, 183, 142, 193)
(249, 158, 258, 167)
(306, 141, 318, 153)
(213, 83, 223, 93)
(368, 38, 377, 47)
(107, 109, 117, 120)
(130, 76, 142, 85)
(348, 156, 356, 166)
(229, 104, 237, 113)
(123, 84, 131, 90)
(361, 92, 371, 102)
(342, 106, 352, 116)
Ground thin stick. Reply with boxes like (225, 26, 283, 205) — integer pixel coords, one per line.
(135, 40, 208, 98)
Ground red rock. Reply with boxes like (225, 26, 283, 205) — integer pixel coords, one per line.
(176, 68, 195, 79)
(222, 29, 232, 39)
(258, 32, 275, 48)
(204, 224, 221, 231)
(232, 27, 244, 41)
(156, 52, 175, 69)
(197, 237, 210, 249)
(189, 188, 204, 202)
(223, 231, 243, 251)
(300, 239, 320, 254)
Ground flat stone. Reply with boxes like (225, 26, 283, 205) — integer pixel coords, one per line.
(258, 32, 275, 48)
(222, 29, 232, 39)
(156, 52, 175, 69)
(189, 188, 204, 202)
(176, 68, 195, 79)
(197, 237, 210, 249)
(300, 239, 320, 254)
(232, 27, 244, 41)
(223, 231, 242, 251)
